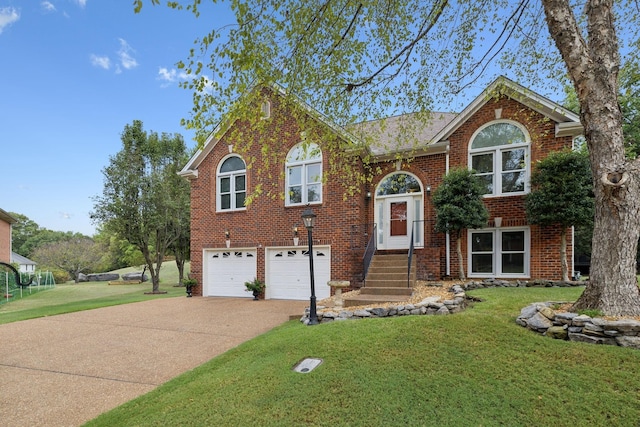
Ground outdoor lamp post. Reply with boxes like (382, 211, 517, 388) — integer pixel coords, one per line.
(301, 206, 319, 325)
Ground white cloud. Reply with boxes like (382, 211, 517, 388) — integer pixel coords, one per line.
(117, 38, 138, 70)
(0, 7, 19, 34)
(59, 212, 73, 220)
(90, 54, 111, 70)
(41, 1, 56, 13)
(157, 67, 188, 85)
(74, 0, 87, 8)
(157, 67, 214, 93)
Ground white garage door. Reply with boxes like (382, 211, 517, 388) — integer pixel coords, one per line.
(203, 249, 257, 297)
(266, 246, 331, 300)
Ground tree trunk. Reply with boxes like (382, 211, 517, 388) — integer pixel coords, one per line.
(560, 228, 568, 282)
(542, 0, 640, 315)
(456, 235, 465, 281)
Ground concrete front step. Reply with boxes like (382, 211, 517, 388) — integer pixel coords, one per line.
(364, 279, 415, 288)
(360, 287, 413, 296)
(344, 294, 411, 307)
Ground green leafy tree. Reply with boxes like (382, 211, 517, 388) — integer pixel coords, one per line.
(432, 168, 489, 280)
(134, 1, 640, 315)
(91, 120, 190, 293)
(525, 150, 594, 281)
(32, 238, 102, 283)
(9, 213, 40, 257)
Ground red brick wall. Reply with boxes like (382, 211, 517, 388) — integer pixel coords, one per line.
(188, 91, 368, 296)
(0, 220, 10, 263)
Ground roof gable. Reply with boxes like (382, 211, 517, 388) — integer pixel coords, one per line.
(431, 76, 583, 144)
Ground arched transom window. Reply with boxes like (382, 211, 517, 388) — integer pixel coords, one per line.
(469, 121, 530, 196)
(286, 142, 322, 206)
(217, 155, 246, 211)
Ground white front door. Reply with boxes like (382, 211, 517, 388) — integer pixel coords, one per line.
(385, 196, 413, 249)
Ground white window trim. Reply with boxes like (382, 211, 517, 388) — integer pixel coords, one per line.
(216, 154, 247, 212)
(467, 227, 530, 279)
(468, 120, 531, 197)
(285, 142, 323, 206)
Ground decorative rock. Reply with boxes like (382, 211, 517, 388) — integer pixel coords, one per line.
(122, 272, 148, 282)
(322, 311, 337, 319)
(353, 310, 371, 317)
(517, 302, 640, 350)
(518, 304, 539, 319)
(571, 315, 592, 327)
(87, 273, 119, 282)
(526, 313, 553, 331)
(615, 336, 640, 349)
(546, 326, 568, 340)
(339, 310, 353, 318)
(568, 333, 617, 346)
(539, 306, 556, 320)
(368, 308, 389, 317)
(582, 322, 605, 337)
(435, 306, 450, 315)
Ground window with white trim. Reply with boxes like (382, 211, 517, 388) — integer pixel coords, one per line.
(217, 155, 246, 211)
(469, 121, 529, 196)
(468, 228, 529, 277)
(286, 142, 322, 205)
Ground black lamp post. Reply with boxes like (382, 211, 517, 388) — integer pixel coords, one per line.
(301, 206, 319, 325)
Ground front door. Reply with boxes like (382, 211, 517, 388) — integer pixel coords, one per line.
(384, 196, 413, 250)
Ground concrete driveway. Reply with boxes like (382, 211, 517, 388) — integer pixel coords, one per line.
(0, 297, 306, 427)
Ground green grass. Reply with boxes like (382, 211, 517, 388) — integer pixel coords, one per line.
(85, 286, 640, 426)
(0, 261, 188, 324)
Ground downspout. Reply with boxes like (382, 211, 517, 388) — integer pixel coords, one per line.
(445, 144, 451, 277)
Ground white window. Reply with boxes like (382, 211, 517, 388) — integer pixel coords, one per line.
(286, 142, 322, 206)
(468, 228, 529, 278)
(469, 121, 530, 196)
(217, 155, 246, 211)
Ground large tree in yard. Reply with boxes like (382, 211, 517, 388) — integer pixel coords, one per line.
(432, 168, 489, 281)
(134, 1, 640, 315)
(91, 120, 190, 293)
(525, 150, 594, 282)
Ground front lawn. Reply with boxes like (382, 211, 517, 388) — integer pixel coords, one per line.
(86, 286, 640, 426)
(0, 262, 187, 324)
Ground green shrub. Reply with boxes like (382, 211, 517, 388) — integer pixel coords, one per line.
(51, 269, 70, 284)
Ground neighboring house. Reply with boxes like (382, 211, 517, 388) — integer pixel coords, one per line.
(0, 208, 17, 264)
(11, 252, 37, 273)
(179, 76, 583, 300)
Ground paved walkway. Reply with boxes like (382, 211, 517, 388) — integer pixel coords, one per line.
(0, 297, 306, 427)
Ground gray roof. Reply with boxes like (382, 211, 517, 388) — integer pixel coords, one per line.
(11, 252, 37, 266)
(350, 112, 458, 157)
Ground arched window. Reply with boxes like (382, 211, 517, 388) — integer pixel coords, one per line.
(286, 142, 322, 206)
(217, 155, 246, 211)
(469, 121, 530, 196)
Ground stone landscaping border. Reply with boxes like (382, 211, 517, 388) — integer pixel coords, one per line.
(516, 302, 640, 350)
(300, 284, 468, 324)
(301, 278, 585, 325)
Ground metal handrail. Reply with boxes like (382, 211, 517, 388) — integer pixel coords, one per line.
(407, 225, 415, 288)
(363, 224, 377, 284)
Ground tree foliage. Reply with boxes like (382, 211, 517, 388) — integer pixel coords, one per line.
(10, 212, 87, 258)
(91, 120, 190, 293)
(525, 150, 594, 281)
(432, 168, 489, 280)
(32, 238, 102, 282)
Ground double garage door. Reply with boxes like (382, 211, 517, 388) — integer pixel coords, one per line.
(203, 246, 331, 300)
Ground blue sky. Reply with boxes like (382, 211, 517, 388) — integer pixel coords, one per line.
(0, 1, 233, 236)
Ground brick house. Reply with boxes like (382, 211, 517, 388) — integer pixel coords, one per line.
(179, 76, 583, 300)
(0, 208, 17, 264)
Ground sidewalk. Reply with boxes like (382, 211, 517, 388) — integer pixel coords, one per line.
(0, 297, 306, 427)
